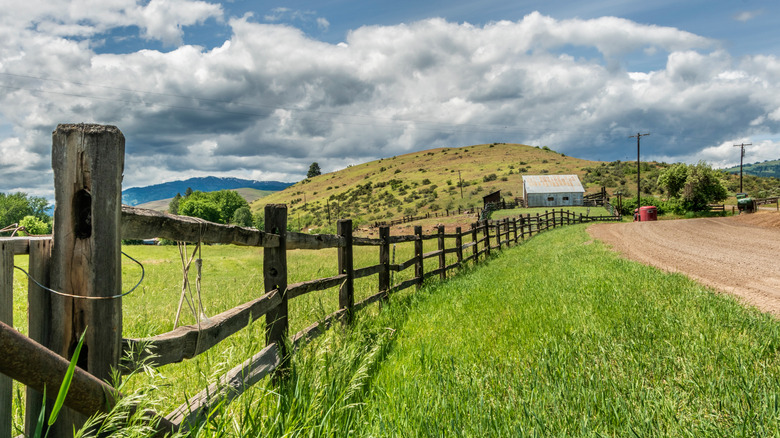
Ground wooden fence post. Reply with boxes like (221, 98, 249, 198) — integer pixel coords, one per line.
(0, 242, 12, 438)
(495, 221, 502, 250)
(49, 124, 124, 432)
(483, 221, 491, 256)
(414, 226, 423, 289)
(437, 225, 445, 280)
(455, 227, 463, 266)
(25, 239, 53, 436)
(264, 204, 288, 372)
(471, 223, 479, 263)
(338, 219, 354, 323)
(512, 218, 518, 243)
(379, 226, 390, 300)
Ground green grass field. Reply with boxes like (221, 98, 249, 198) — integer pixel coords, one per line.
(9, 224, 780, 436)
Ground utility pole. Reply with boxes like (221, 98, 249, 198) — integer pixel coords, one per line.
(458, 170, 463, 199)
(733, 142, 752, 193)
(629, 132, 650, 209)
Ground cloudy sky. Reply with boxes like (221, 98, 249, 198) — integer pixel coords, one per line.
(2, 0, 780, 198)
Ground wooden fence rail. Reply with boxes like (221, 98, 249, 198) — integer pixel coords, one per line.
(0, 124, 623, 437)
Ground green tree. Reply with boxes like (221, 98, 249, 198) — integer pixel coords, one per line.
(0, 192, 50, 229)
(178, 198, 222, 223)
(658, 162, 727, 211)
(184, 187, 194, 197)
(211, 190, 249, 223)
(168, 193, 182, 214)
(232, 206, 253, 227)
(682, 162, 729, 211)
(307, 162, 322, 178)
(657, 163, 688, 198)
(19, 215, 51, 235)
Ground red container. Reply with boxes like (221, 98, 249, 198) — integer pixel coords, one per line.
(639, 206, 657, 221)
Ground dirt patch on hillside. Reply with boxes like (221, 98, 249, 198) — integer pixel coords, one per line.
(588, 212, 780, 315)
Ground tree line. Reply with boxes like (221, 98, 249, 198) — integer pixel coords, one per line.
(0, 192, 52, 235)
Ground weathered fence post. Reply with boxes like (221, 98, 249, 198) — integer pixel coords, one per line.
(495, 221, 502, 250)
(455, 227, 463, 267)
(379, 226, 390, 300)
(437, 225, 445, 280)
(49, 124, 124, 432)
(483, 220, 491, 256)
(25, 239, 53, 435)
(338, 219, 354, 323)
(512, 218, 518, 243)
(264, 204, 288, 373)
(0, 242, 12, 438)
(471, 222, 479, 262)
(414, 226, 423, 289)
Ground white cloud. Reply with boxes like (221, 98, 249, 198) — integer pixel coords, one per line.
(2, 10, 780, 197)
(734, 10, 763, 22)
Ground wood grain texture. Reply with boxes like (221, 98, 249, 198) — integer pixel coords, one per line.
(166, 343, 280, 429)
(0, 242, 12, 438)
(122, 290, 280, 370)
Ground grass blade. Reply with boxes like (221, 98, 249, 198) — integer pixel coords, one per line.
(48, 328, 87, 427)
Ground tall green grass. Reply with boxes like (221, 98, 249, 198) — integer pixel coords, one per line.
(11, 225, 780, 436)
(192, 225, 780, 437)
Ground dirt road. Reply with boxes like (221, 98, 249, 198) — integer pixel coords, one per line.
(588, 212, 780, 315)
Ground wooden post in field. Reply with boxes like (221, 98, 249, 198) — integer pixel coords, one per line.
(455, 227, 463, 267)
(437, 225, 445, 280)
(414, 226, 423, 289)
(483, 220, 491, 256)
(25, 239, 53, 435)
(471, 223, 479, 263)
(379, 226, 390, 300)
(338, 219, 354, 323)
(49, 124, 124, 432)
(264, 204, 288, 373)
(0, 241, 12, 438)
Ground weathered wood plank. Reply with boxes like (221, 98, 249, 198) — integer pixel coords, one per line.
(462, 253, 477, 264)
(390, 278, 419, 294)
(445, 262, 460, 272)
(354, 264, 382, 279)
(122, 290, 281, 370)
(354, 289, 387, 312)
(0, 236, 51, 255)
(24, 239, 52, 436)
(287, 274, 346, 300)
(422, 249, 443, 260)
(291, 309, 348, 348)
(166, 343, 280, 429)
(414, 226, 423, 289)
(393, 257, 417, 272)
(437, 225, 446, 281)
(122, 206, 280, 248)
(0, 320, 176, 436)
(353, 236, 382, 246)
(378, 227, 390, 301)
(387, 235, 418, 244)
(286, 231, 343, 250)
(0, 242, 12, 438)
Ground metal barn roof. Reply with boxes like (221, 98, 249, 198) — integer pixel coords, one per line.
(522, 175, 585, 194)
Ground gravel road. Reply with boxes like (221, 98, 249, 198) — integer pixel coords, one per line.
(588, 212, 780, 315)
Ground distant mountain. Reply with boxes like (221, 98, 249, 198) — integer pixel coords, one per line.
(723, 159, 780, 179)
(122, 176, 293, 206)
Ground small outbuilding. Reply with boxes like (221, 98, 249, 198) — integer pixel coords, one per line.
(482, 190, 501, 208)
(522, 175, 585, 207)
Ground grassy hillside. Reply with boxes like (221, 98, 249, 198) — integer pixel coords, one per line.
(136, 188, 275, 211)
(252, 143, 667, 230)
(723, 159, 780, 179)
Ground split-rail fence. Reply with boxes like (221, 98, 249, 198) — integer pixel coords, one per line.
(0, 124, 620, 437)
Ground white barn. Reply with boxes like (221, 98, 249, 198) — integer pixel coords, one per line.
(522, 175, 585, 207)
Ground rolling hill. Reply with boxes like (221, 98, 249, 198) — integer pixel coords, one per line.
(136, 188, 276, 212)
(122, 176, 292, 206)
(723, 159, 780, 179)
(251, 143, 671, 231)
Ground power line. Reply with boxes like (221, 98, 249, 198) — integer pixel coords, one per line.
(732, 142, 752, 193)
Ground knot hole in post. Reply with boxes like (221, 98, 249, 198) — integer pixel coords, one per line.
(269, 267, 278, 277)
(73, 189, 92, 239)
